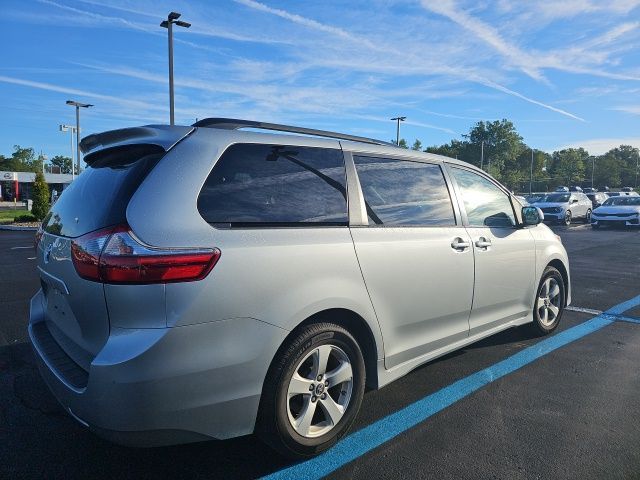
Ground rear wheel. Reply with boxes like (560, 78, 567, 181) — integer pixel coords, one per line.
(257, 323, 365, 458)
(530, 266, 565, 335)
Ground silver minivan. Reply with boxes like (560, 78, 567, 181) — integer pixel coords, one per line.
(30, 119, 570, 458)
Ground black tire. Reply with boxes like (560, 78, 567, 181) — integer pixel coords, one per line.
(530, 266, 565, 336)
(584, 209, 592, 223)
(257, 322, 365, 458)
(562, 210, 572, 226)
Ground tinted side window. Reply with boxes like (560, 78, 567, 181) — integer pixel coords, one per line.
(353, 156, 455, 226)
(450, 167, 515, 227)
(197, 144, 348, 226)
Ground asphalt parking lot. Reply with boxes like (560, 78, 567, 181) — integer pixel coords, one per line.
(1, 225, 639, 479)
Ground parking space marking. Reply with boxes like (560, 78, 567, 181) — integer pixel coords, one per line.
(264, 294, 640, 480)
(10, 246, 33, 250)
(566, 306, 602, 315)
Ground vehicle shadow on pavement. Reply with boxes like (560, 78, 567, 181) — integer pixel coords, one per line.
(1, 343, 293, 480)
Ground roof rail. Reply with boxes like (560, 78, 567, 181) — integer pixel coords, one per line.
(192, 117, 396, 147)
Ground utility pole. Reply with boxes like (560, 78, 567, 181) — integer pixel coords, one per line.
(480, 140, 484, 170)
(161, 12, 191, 125)
(66, 101, 93, 175)
(529, 148, 534, 195)
(635, 155, 639, 190)
(390, 116, 406, 146)
(591, 155, 595, 189)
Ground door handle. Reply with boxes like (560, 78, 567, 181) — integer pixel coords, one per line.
(451, 237, 470, 251)
(475, 237, 492, 250)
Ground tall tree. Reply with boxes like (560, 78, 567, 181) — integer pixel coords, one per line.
(411, 139, 423, 151)
(549, 148, 588, 185)
(31, 170, 50, 220)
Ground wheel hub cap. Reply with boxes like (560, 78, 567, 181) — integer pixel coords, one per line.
(286, 344, 354, 438)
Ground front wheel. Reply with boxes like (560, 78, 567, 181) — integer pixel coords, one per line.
(530, 266, 565, 335)
(257, 323, 365, 458)
(562, 210, 572, 226)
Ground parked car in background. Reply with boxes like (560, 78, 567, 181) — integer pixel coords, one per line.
(591, 196, 640, 229)
(525, 193, 545, 204)
(607, 191, 638, 198)
(598, 186, 610, 192)
(514, 195, 528, 205)
(29, 118, 571, 458)
(531, 192, 592, 225)
(621, 187, 634, 192)
(582, 187, 596, 193)
(585, 192, 609, 209)
(556, 186, 569, 192)
(569, 186, 583, 192)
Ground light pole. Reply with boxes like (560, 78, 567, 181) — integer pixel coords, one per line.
(480, 140, 484, 170)
(161, 12, 191, 125)
(59, 124, 77, 181)
(390, 116, 406, 146)
(66, 100, 93, 175)
(529, 148, 534, 195)
(591, 155, 595, 189)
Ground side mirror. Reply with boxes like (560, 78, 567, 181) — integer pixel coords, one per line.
(522, 206, 543, 226)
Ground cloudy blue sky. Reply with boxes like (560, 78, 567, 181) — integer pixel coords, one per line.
(2, 0, 640, 161)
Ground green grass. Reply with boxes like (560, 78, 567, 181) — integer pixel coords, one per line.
(0, 209, 32, 224)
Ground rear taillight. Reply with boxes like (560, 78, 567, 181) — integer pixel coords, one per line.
(71, 225, 220, 284)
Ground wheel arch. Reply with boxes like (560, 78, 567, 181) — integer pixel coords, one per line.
(547, 259, 570, 307)
(265, 308, 381, 392)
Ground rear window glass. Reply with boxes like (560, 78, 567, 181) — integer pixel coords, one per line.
(43, 145, 163, 237)
(197, 144, 348, 226)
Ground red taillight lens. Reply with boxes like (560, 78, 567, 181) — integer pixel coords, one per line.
(71, 225, 220, 284)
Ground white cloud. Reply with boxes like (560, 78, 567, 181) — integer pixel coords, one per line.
(556, 138, 640, 155)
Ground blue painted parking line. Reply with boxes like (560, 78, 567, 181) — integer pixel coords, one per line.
(604, 295, 640, 315)
(263, 294, 640, 480)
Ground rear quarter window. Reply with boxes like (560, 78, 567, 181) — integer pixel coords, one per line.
(197, 143, 348, 226)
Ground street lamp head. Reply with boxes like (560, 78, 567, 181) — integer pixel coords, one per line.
(390, 116, 406, 122)
(66, 100, 93, 108)
(160, 20, 169, 28)
(175, 20, 191, 28)
(168, 11, 181, 21)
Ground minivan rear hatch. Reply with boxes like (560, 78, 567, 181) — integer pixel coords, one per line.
(35, 125, 192, 370)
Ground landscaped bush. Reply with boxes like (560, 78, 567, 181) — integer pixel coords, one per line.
(14, 214, 38, 222)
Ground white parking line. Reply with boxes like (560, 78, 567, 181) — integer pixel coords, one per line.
(11, 246, 33, 250)
(566, 305, 603, 315)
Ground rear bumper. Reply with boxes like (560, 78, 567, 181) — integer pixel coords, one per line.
(29, 289, 288, 446)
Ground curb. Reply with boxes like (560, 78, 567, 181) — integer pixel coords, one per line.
(0, 225, 38, 231)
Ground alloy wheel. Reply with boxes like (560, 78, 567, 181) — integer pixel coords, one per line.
(286, 344, 354, 438)
(537, 277, 562, 326)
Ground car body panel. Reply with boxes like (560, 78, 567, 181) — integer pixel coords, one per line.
(29, 123, 572, 445)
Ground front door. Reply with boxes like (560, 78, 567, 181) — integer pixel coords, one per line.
(448, 165, 536, 335)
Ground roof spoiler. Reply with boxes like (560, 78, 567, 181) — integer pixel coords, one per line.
(80, 125, 194, 158)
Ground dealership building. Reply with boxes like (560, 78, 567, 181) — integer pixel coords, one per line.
(0, 171, 73, 202)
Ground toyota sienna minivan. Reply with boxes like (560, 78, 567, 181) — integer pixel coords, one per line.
(30, 118, 570, 458)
